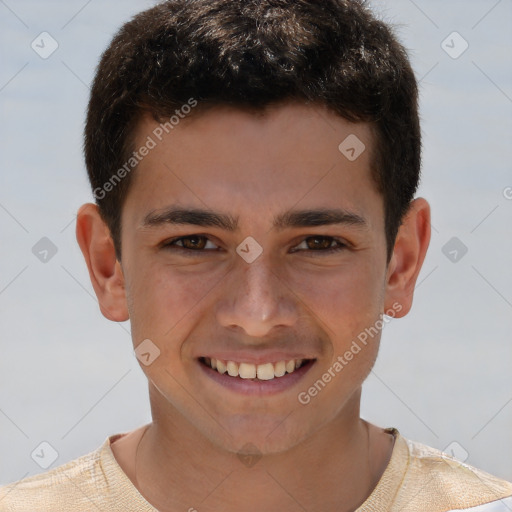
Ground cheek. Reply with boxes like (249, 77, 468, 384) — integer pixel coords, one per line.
(288, 259, 386, 340)
(127, 261, 224, 343)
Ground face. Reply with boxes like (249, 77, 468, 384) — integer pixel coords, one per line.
(102, 103, 413, 454)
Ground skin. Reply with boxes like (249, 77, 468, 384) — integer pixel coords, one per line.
(76, 102, 430, 512)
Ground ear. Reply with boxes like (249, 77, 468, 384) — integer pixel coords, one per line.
(383, 198, 431, 318)
(75, 203, 129, 322)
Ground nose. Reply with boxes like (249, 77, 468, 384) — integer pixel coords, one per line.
(214, 255, 300, 338)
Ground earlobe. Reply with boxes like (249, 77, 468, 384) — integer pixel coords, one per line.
(383, 198, 431, 318)
(75, 203, 129, 322)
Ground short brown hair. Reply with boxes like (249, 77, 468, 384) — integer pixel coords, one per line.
(84, 0, 421, 262)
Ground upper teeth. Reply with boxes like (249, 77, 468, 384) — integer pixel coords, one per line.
(204, 357, 305, 380)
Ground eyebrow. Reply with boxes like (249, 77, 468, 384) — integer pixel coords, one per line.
(141, 207, 368, 231)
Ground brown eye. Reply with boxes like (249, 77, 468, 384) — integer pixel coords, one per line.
(162, 235, 219, 251)
(292, 236, 347, 255)
(180, 236, 207, 250)
(305, 236, 335, 250)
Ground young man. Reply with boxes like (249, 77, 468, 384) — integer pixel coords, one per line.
(1, 0, 511, 510)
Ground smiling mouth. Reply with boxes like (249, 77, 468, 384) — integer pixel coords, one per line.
(198, 356, 315, 381)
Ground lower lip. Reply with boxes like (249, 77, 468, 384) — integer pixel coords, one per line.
(197, 358, 316, 396)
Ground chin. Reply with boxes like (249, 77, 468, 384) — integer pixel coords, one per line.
(204, 414, 313, 456)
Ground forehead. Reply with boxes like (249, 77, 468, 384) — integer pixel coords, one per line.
(123, 102, 381, 228)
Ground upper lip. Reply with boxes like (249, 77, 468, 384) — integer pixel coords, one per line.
(198, 351, 316, 365)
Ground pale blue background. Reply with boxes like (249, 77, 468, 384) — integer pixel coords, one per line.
(1, 0, 511, 485)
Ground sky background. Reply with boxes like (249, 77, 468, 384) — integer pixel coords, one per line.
(1, 0, 511, 486)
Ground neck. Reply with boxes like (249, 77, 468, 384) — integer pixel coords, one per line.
(130, 388, 394, 512)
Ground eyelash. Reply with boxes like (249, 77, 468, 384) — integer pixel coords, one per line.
(161, 235, 348, 256)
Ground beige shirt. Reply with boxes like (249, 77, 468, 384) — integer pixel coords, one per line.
(1, 427, 511, 511)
